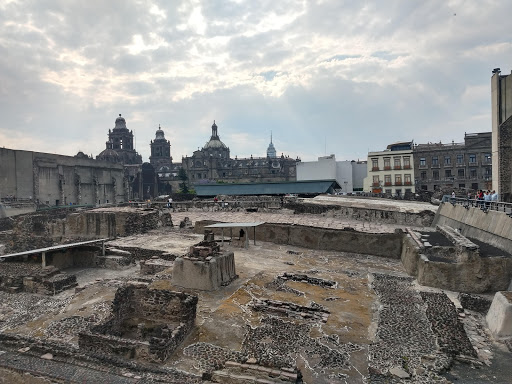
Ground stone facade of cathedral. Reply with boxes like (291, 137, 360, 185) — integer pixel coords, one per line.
(181, 121, 300, 185)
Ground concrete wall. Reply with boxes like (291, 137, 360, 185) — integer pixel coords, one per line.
(335, 160, 353, 193)
(432, 203, 512, 253)
(194, 221, 403, 259)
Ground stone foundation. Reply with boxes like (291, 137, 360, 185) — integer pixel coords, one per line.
(401, 227, 512, 293)
(172, 241, 237, 291)
(79, 283, 197, 362)
(140, 257, 174, 275)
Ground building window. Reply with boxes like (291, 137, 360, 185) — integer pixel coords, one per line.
(384, 175, 391, 186)
(459, 184, 465, 188)
(421, 185, 427, 190)
(469, 154, 476, 164)
(445, 169, 452, 178)
(433, 170, 440, 180)
(484, 153, 492, 164)
(403, 157, 411, 169)
(395, 174, 402, 185)
(385, 189, 392, 194)
(444, 156, 451, 165)
(458, 168, 465, 177)
(394, 157, 401, 169)
(457, 154, 464, 164)
(405, 188, 412, 193)
(470, 168, 477, 178)
(420, 158, 426, 167)
(372, 175, 379, 186)
(404, 174, 411, 185)
(384, 157, 391, 170)
(372, 158, 379, 171)
(484, 168, 492, 179)
(420, 171, 427, 180)
(432, 156, 439, 166)
(472, 183, 478, 190)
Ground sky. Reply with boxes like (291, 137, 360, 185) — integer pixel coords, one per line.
(1, 0, 512, 163)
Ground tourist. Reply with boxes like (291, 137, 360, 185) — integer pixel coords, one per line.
(167, 197, 173, 208)
(451, 190, 456, 204)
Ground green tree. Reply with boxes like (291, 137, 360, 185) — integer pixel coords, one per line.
(178, 168, 189, 193)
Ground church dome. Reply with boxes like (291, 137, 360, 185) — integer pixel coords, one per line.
(114, 114, 127, 129)
(203, 120, 227, 149)
(204, 137, 228, 149)
(97, 147, 122, 163)
(155, 124, 165, 140)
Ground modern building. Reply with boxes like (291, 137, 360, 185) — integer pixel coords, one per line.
(363, 142, 415, 196)
(181, 121, 300, 185)
(491, 68, 512, 202)
(413, 133, 492, 192)
(97, 114, 142, 165)
(296, 155, 367, 193)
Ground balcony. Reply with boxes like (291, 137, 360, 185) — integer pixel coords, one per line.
(395, 181, 402, 186)
(384, 182, 392, 186)
(372, 182, 380, 187)
(394, 166, 401, 170)
(431, 164, 440, 169)
(372, 167, 380, 171)
(404, 181, 412, 186)
(419, 164, 427, 169)
(403, 165, 411, 169)
(469, 161, 478, 166)
(384, 166, 391, 170)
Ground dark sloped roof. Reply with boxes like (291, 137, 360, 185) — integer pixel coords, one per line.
(194, 180, 340, 196)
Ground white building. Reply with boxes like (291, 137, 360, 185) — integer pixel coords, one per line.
(363, 142, 415, 196)
(296, 155, 366, 193)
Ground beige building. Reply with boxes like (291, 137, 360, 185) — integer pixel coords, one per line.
(363, 142, 415, 196)
(491, 68, 512, 202)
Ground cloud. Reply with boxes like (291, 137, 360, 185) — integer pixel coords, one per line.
(1, 0, 512, 166)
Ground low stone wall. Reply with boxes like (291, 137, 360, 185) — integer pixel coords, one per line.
(401, 233, 512, 293)
(140, 258, 174, 275)
(486, 291, 512, 338)
(194, 220, 403, 259)
(284, 201, 435, 227)
(433, 203, 512, 253)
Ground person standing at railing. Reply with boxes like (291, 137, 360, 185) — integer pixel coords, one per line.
(491, 190, 498, 209)
(451, 191, 456, 204)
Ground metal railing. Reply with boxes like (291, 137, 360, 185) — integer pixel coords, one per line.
(442, 196, 512, 214)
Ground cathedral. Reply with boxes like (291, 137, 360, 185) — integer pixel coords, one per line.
(181, 121, 300, 185)
(96, 115, 299, 195)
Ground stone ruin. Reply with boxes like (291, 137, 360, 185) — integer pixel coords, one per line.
(402, 224, 512, 292)
(79, 283, 198, 362)
(172, 239, 237, 290)
(0, 263, 77, 295)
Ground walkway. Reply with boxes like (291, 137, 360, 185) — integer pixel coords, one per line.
(171, 210, 417, 233)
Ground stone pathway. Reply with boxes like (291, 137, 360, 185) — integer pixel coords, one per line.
(171, 210, 418, 233)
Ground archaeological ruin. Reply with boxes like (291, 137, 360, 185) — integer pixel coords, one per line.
(0, 195, 511, 383)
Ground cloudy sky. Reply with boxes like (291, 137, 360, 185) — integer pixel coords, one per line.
(1, 0, 511, 163)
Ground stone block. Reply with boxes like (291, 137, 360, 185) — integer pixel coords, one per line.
(486, 291, 512, 338)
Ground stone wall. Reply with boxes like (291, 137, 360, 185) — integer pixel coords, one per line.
(79, 284, 198, 362)
(498, 116, 512, 202)
(433, 203, 512, 253)
(194, 220, 403, 259)
(284, 201, 435, 227)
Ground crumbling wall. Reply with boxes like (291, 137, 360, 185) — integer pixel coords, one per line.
(194, 220, 403, 259)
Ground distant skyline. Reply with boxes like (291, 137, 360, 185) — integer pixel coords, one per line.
(1, 1, 512, 163)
